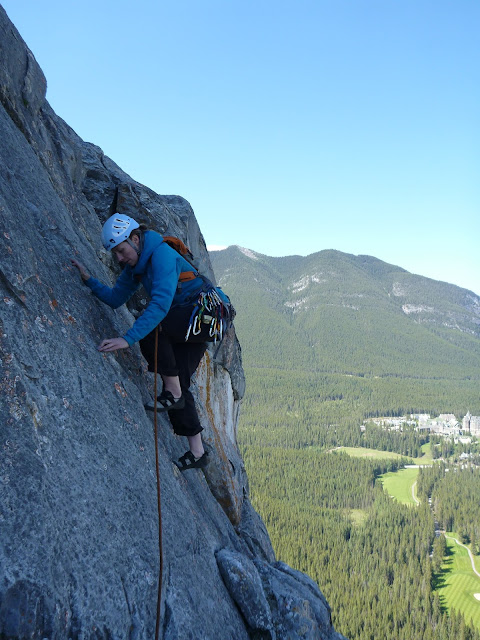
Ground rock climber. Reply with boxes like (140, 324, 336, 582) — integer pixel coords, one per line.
(71, 213, 232, 471)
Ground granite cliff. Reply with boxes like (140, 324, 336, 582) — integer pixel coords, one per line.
(0, 6, 345, 640)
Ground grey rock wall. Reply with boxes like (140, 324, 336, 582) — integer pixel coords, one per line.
(0, 6, 345, 639)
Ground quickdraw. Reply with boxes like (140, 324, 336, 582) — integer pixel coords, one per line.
(185, 287, 234, 344)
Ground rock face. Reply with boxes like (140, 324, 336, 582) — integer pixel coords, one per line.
(0, 7, 345, 639)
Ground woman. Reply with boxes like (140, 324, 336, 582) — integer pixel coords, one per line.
(71, 213, 230, 471)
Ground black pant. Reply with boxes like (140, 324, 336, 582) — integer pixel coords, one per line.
(139, 305, 213, 437)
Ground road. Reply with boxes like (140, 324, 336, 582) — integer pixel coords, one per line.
(411, 481, 420, 505)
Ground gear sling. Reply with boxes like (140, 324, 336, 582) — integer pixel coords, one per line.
(161, 235, 235, 345)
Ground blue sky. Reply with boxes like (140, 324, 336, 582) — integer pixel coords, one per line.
(3, 0, 479, 294)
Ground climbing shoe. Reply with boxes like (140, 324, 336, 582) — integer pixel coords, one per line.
(174, 450, 209, 472)
(145, 390, 185, 413)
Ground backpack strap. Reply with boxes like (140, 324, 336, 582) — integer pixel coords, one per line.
(133, 265, 196, 284)
(134, 235, 199, 284)
(162, 235, 198, 283)
(178, 270, 197, 282)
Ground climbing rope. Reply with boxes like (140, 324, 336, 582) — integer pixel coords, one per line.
(153, 325, 163, 640)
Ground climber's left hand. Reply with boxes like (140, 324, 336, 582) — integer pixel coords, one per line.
(98, 337, 129, 352)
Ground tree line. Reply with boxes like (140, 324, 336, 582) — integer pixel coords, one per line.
(417, 463, 480, 551)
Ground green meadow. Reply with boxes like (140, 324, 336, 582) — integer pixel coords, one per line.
(348, 508, 368, 527)
(378, 467, 419, 506)
(416, 442, 434, 465)
(334, 446, 405, 460)
(436, 534, 480, 631)
(336, 445, 432, 507)
(336, 442, 433, 466)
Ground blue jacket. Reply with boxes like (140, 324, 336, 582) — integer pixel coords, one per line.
(85, 231, 205, 345)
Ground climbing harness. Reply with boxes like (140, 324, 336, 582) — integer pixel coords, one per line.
(153, 325, 163, 640)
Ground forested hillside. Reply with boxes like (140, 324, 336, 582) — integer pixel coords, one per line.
(212, 245, 480, 421)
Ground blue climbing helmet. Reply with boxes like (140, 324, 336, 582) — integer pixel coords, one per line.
(101, 213, 140, 251)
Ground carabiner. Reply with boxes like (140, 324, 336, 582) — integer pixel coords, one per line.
(193, 314, 202, 335)
(209, 317, 217, 338)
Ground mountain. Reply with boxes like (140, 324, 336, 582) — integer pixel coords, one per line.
(211, 245, 480, 423)
(0, 8, 344, 639)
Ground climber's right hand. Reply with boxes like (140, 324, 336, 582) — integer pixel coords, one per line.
(71, 259, 90, 282)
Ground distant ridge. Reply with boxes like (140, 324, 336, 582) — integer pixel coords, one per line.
(211, 245, 480, 383)
(212, 244, 477, 290)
